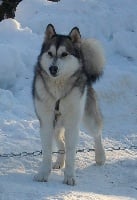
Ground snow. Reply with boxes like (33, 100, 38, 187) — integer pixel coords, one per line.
(0, 0, 137, 199)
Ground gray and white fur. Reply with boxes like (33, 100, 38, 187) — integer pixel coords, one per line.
(32, 24, 106, 186)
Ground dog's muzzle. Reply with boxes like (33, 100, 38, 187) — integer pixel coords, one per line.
(49, 65, 58, 77)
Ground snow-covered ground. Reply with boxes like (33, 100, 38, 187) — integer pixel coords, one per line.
(0, 0, 137, 199)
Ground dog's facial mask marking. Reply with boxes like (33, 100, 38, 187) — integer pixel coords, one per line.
(57, 46, 69, 58)
(47, 46, 69, 77)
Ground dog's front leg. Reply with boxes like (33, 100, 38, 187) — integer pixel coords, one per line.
(34, 100, 54, 182)
(62, 90, 86, 186)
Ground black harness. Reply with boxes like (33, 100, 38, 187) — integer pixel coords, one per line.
(54, 99, 61, 127)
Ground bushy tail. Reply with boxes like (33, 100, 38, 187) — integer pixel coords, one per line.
(81, 39, 105, 83)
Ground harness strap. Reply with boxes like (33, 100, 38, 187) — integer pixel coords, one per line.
(54, 99, 61, 127)
(55, 99, 60, 111)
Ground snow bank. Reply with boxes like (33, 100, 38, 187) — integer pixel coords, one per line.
(16, 0, 137, 62)
(0, 19, 40, 90)
(0, 89, 14, 111)
(0, 45, 20, 89)
(0, 20, 21, 89)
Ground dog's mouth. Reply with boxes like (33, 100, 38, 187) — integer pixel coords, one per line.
(49, 65, 59, 77)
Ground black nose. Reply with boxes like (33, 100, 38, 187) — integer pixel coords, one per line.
(49, 65, 58, 76)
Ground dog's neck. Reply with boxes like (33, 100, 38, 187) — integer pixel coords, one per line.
(37, 65, 83, 100)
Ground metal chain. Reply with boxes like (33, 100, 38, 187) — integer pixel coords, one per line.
(0, 145, 136, 158)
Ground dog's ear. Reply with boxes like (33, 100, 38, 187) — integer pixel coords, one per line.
(69, 27, 81, 43)
(45, 24, 56, 40)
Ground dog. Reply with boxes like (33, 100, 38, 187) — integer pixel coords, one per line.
(32, 24, 106, 186)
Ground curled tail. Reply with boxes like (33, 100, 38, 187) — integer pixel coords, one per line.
(81, 39, 105, 83)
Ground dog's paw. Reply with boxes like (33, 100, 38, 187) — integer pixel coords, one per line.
(33, 170, 50, 182)
(95, 151, 106, 165)
(63, 175, 76, 186)
(53, 160, 65, 169)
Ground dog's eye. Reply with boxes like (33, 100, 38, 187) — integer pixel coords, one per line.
(48, 52, 53, 57)
(61, 52, 68, 57)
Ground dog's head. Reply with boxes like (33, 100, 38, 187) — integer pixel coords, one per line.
(39, 24, 82, 78)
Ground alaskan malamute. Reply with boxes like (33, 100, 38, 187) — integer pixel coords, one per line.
(32, 24, 106, 185)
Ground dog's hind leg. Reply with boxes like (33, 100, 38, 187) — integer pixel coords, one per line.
(94, 133, 106, 165)
(53, 127, 65, 169)
(83, 87, 106, 165)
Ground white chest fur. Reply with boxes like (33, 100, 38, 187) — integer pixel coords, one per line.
(47, 77, 69, 100)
